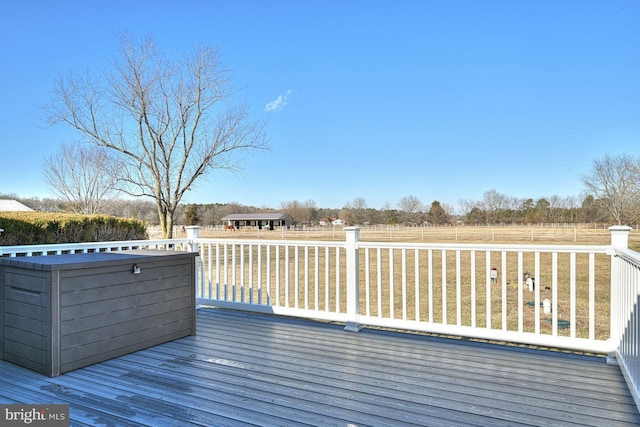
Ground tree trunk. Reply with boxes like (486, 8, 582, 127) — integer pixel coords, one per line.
(157, 204, 174, 239)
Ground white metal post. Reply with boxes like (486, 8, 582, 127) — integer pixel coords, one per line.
(610, 225, 632, 249)
(609, 225, 632, 361)
(185, 225, 202, 307)
(344, 226, 362, 332)
(185, 225, 201, 240)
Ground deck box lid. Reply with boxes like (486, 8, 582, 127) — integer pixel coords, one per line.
(0, 249, 198, 271)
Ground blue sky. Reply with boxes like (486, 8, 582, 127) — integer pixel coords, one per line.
(1, 1, 638, 212)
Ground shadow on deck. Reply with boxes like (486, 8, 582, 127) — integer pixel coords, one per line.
(1, 308, 639, 426)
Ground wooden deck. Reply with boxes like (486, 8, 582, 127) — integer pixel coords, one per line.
(1, 308, 639, 426)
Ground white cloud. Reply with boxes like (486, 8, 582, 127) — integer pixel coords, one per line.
(265, 89, 293, 112)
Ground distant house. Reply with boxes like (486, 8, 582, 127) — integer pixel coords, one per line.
(0, 199, 34, 212)
(221, 213, 293, 230)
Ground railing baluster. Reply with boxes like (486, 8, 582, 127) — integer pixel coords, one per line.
(294, 245, 299, 309)
(589, 252, 595, 340)
(486, 251, 491, 329)
(442, 249, 447, 325)
(249, 244, 254, 304)
(377, 248, 382, 318)
(325, 246, 330, 311)
(428, 249, 433, 323)
(402, 248, 407, 321)
(570, 252, 576, 339)
(456, 250, 461, 326)
(314, 246, 319, 311)
(551, 252, 558, 336)
(240, 244, 245, 303)
(257, 244, 262, 304)
(224, 244, 229, 301)
(534, 252, 541, 334)
(389, 248, 394, 320)
(285, 246, 290, 307)
(501, 251, 507, 331)
(275, 245, 280, 306)
(335, 247, 341, 312)
(471, 250, 476, 328)
(265, 244, 271, 305)
(415, 248, 420, 322)
(233, 244, 238, 302)
(207, 243, 213, 300)
(304, 246, 309, 310)
(518, 251, 524, 333)
(365, 248, 371, 317)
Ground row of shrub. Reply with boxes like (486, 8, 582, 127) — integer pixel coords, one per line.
(0, 212, 148, 246)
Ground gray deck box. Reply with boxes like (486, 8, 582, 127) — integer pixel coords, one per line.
(0, 249, 198, 377)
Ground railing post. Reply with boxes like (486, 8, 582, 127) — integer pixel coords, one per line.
(344, 226, 363, 332)
(609, 225, 632, 361)
(185, 226, 201, 252)
(184, 225, 201, 240)
(610, 225, 631, 249)
(185, 226, 202, 307)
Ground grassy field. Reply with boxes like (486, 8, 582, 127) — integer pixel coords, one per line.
(194, 224, 640, 248)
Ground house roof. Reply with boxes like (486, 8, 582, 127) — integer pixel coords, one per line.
(0, 199, 34, 212)
(221, 213, 292, 221)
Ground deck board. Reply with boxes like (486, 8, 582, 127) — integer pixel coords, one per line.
(1, 308, 639, 426)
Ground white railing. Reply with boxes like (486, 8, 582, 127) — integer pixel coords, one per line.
(1, 225, 639, 404)
(190, 227, 617, 353)
(0, 239, 191, 256)
(612, 243, 640, 410)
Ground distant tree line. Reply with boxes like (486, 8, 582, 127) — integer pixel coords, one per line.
(6, 152, 639, 228)
(0, 191, 612, 228)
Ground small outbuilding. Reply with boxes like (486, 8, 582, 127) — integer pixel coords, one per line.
(0, 199, 34, 212)
(221, 213, 293, 230)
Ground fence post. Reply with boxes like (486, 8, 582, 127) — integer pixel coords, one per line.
(344, 226, 363, 332)
(609, 225, 632, 361)
(184, 226, 202, 306)
(610, 225, 631, 249)
(184, 226, 201, 251)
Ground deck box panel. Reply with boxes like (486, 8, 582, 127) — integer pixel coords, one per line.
(60, 322, 193, 373)
(61, 296, 193, 348)
(3, 341, 47, 372)
(3, 284, 48, 307)
(0, 249, 197, 376)
(58, 282, 192, 323)
(60, 258, 192, 290)
(4, 312, 47, 335)
(60, 265, 192, 308)
(61, 311, 194, 360)
(61, 293, 192, 335)
(4, 325, 47, 352)
(4, 296, 49, 321)
(4, 269, 49, 293)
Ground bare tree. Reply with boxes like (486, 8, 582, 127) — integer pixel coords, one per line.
(280, 199, 317, 224)
(397, 195, 424, 224)
(342, 197, 368, 225)
(44, 33, 267, 237)
(303, 199, 319, 224)
(482, 189, 507, 224)
(43, 141, 120, 214)
(582, 153, 640, 225)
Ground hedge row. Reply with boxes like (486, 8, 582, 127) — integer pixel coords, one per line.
(0, 212, 148, 246)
